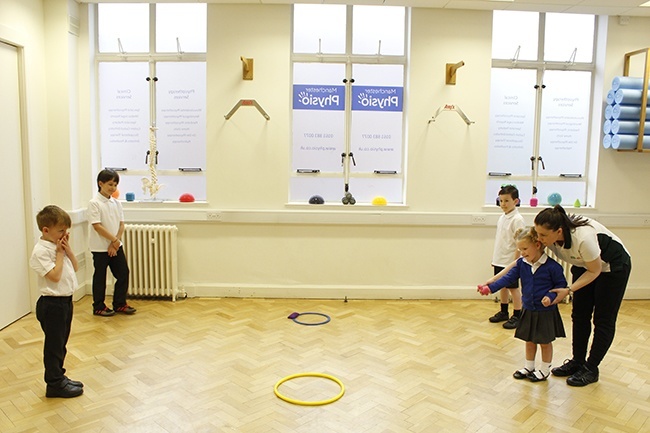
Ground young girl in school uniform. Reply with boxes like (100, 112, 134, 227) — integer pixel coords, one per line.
(478, 227, 567, 382)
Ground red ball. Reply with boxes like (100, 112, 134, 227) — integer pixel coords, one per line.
(179, 193, 195, 203)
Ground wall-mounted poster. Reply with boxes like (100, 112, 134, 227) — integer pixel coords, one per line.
(350, 64, 404, 173)
(292, 63, 346, 173)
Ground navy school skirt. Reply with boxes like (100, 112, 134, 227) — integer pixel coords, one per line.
(514, 307, 566, 344)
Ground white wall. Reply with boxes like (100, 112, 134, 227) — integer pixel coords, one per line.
(3, 2, 650, 305)
(208, 4, 292, 209)
(597, 16, 650, 214)
(0, 0, 90, 304)
(407, 9, 493, 212)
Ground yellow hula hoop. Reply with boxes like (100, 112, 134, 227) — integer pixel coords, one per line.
(274, 372, 345, 406)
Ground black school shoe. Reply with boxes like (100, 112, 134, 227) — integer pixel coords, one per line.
(64, 376, 84, 388)
(527, 370, 550, 383)
(567, 365, 599, 387)
(551, 359, 582, 377)
(46, 382, 83, 398)
(489, 310, 509, 323)
(513, 368, 532, 380)
(503, 315, 519, 329)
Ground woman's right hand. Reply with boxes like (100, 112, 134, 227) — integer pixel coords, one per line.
(549, 288, 570, 305)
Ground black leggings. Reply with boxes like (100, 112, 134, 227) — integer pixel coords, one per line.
(570, 261, 631, 368)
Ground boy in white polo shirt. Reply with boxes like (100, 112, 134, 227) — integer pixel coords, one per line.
(489, 185, 525, 329)
(88, 169, 136, 316)
(30, 205, 84, 398)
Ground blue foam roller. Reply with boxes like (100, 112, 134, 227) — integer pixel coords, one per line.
(603, 119, 612, 134)
(611, 104, 650, 121)
(602, 134, 612, 149)
(611, 120, 650, 135)
(604, 104, 614, 120)
(611, 134, 650, 150)
(611, 76, 650, 91)
(614, 89, 650, 106)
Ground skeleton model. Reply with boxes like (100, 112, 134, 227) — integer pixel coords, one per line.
(142, 76, 162, 199)
(142, 125, 162, 199)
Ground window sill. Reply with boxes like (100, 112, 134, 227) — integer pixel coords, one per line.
(285, 203, 409, 210)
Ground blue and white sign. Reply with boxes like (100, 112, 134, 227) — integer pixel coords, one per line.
(293, 85, 345, 111)
(352, 86, 403, 112)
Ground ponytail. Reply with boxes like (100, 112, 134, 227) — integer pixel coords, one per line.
(534, 205, 590, 249)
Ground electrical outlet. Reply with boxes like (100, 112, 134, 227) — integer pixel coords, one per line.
(644, 218, 650, 226)
(207, 211, 222, 221)
(471, 215, 486, 225)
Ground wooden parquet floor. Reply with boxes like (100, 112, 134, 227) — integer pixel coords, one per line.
(0, 296, 649, 433)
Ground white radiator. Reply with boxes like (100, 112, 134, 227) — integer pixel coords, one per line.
(123, 224, 179, 301)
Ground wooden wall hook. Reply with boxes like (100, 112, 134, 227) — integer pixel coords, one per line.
(445, 61, 465, 85)
(241, 57, 254, 80)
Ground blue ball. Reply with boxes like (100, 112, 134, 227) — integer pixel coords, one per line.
(547, 192, 562, 206)
(308, 195, 324, 204)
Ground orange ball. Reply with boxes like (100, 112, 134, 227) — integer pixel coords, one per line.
(112, 189, 120, 199)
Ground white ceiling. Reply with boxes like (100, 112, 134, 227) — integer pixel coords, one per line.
(77, 0, 650, 18)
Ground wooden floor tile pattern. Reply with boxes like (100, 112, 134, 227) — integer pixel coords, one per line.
(0, 297, 649, 432)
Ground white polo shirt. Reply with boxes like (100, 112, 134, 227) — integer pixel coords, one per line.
(88, 192, 124, 252)
(546, 219, 630, 273)
(30, 239, 78, 297)
(492, 208, 526, 267)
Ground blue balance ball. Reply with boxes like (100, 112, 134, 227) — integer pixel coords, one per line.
(547, 192, 562, 206)
(309, 195, 324, 204)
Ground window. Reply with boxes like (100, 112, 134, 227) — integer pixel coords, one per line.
(487, 11, 597, 207)
(290, 5, 408, 205)
(96, 3, 207, 201)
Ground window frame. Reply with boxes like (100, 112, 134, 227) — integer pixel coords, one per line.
(290, 4, 410, 205)
(93, 3, 207, 202)
(488, 12, 600, 207)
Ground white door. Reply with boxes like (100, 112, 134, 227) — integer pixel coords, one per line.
(0, 41, 32, 329)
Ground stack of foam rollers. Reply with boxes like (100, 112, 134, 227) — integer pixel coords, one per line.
(603, 76, 650, 150)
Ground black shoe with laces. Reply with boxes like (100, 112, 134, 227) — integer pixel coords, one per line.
(551, 359, 582, 377)
(489, 310, 509, 323)
(64, 376, 84, 388)
(46, 382, 83, 398)
(114, 304, 137, 314)
(567, 365, 599, 387)
(93, 307, 115, 317)
(503, 315, 519, 329)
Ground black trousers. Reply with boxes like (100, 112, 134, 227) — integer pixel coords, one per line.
(36, 296, 73, 386)
(571, 261, 631, 369)
(92, 246, 130, 311)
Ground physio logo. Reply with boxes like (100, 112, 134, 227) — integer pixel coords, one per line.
(293, 85, 345, 111)
(352, 86, 403, 112)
